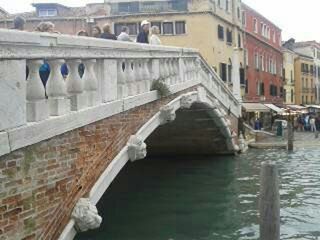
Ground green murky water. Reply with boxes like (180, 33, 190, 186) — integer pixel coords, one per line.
(76, 147, 320, 240)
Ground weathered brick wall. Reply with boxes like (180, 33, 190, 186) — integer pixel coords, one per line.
(0, 88, 201, 240)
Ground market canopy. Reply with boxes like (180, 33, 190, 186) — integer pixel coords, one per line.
(264, 104, 284, 114)
(286, 105, 307, 110)
(242, 103, 270, 112)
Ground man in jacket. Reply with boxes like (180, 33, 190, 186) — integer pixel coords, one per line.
(137, 20, 150, 44)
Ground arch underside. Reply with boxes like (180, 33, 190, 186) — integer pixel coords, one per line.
(147, 102, 232, 156)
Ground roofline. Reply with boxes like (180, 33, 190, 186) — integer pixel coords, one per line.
(31, 3, 71, 9)
(241, 2, 282, 31)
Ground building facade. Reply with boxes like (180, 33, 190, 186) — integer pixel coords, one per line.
(0, 0, 245, 93)
(290, 41, 320, 103)
(294, 55, 316, 105)
(242, 3, 283, 104)
(282, 47, 296, 104)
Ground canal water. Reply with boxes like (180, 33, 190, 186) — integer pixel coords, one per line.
(77, 140, 320, 240)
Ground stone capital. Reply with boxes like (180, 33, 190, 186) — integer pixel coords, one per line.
(160, 105, 176, 125)
(127, 135, 147, 162)
(71, 198, 102, 232)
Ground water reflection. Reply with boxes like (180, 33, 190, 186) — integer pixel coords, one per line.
(76, 147, 320, 240)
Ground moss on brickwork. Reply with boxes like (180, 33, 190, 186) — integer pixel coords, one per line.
(22, 148, 35, 175)
(4, 168, 16, 179)
(24, 217, 36, 234)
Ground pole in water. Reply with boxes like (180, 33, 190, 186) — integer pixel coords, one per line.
(259, 161, 280, 240)
(287, 122, 294, 151)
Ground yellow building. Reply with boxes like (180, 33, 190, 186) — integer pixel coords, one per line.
(294, 54, 316, 105)
(97, 0, 245, 87)
(282, 47, 296, 104)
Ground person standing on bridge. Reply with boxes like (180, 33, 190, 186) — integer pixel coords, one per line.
(150, 26, 162, 45)
(100, 24, 117, 40)
(12, 16, 26, 31)
(137, 20, 150, 44)
(117, 26, 132, 42)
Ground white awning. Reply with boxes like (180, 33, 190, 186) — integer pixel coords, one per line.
(306, 105, 320, 109)
(287, 105, 307, 110)
(242, 103, 270, 112)
(264, 104, 284, 113)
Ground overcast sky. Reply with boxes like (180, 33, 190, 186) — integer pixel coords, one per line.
(1, 0, 319, 42)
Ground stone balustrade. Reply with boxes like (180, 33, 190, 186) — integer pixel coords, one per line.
(0, 29, 240, 157)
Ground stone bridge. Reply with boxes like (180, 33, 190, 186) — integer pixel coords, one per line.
(0, 29, 241, 240)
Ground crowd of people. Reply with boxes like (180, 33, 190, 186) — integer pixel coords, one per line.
(295, 114, 320, 132)
(11, 16, 162, 45)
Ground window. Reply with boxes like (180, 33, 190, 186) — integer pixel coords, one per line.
(310, 65, 314, 75)
(255, 53, 259, 69)
(261, 23, 264, 35)
(260, 82, 265, 96)
(38, 9, 57, 17)
(118, 2, 139, 13)
(253, 19, 258, 33)
(114, 23, 138, 36)
(237, 7, 240, 19)
(228, 64, 232, 83)
(238, 34, 241, 48)
(220, 63, 227, 82)
(302, 96, 304, 104)
(240, 68, 245, 85)
(163, 22, 174, 34)
(172, 0, 188, 11)
(311, 96, 314, 103)
(242, 11, 246, 26)
(218, 25, 224, 40)
(151, 22, 162, 34)
(226, 29, 232, 44)
(226, 0, 230, 12)
(291, 89, 294, 102)
(175, 21, 186, 35)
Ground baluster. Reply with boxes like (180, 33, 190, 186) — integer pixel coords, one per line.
(134, 60, 142, 94)
(142, 59, 151, 93)
(130, 60, 137, 95)
(164, 59, 170, 85)
(159, 59, 166, 80)
(168, 59, 174, 85)
(83, 59, 99, 107)
(46, 59, 70, 116)
(66, 59, 86, 111)
(117, 60, 127, 99)
(26, 60, 49, 121)
(173, 58, 179, 84)
(124, 60, 133, 96)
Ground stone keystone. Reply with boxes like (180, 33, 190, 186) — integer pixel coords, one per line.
(127, 135, 147, 162)
(160, 105, 176, 125)
(71, 198, 102, 232)
(180, 94, 194, 109)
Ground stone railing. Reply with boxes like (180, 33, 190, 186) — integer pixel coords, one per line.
(0, 29, 240, 157)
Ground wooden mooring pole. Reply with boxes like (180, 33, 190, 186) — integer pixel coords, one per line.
(259, 161, 280, 240)
(287, 123, 294, 151)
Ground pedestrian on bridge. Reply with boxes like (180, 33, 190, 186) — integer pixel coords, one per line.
(137, 20, 150, 44)
(100, 24, 117, 40)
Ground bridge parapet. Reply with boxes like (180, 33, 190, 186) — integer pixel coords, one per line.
(0, 28, 240, 157)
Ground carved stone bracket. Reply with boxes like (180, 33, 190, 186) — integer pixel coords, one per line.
(127, 135, 147, 162)
(71, 198, 102, 232)
(180, 94, 194, 109)
(160, 105, 176, 125)
(197, 86, 207, 103)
